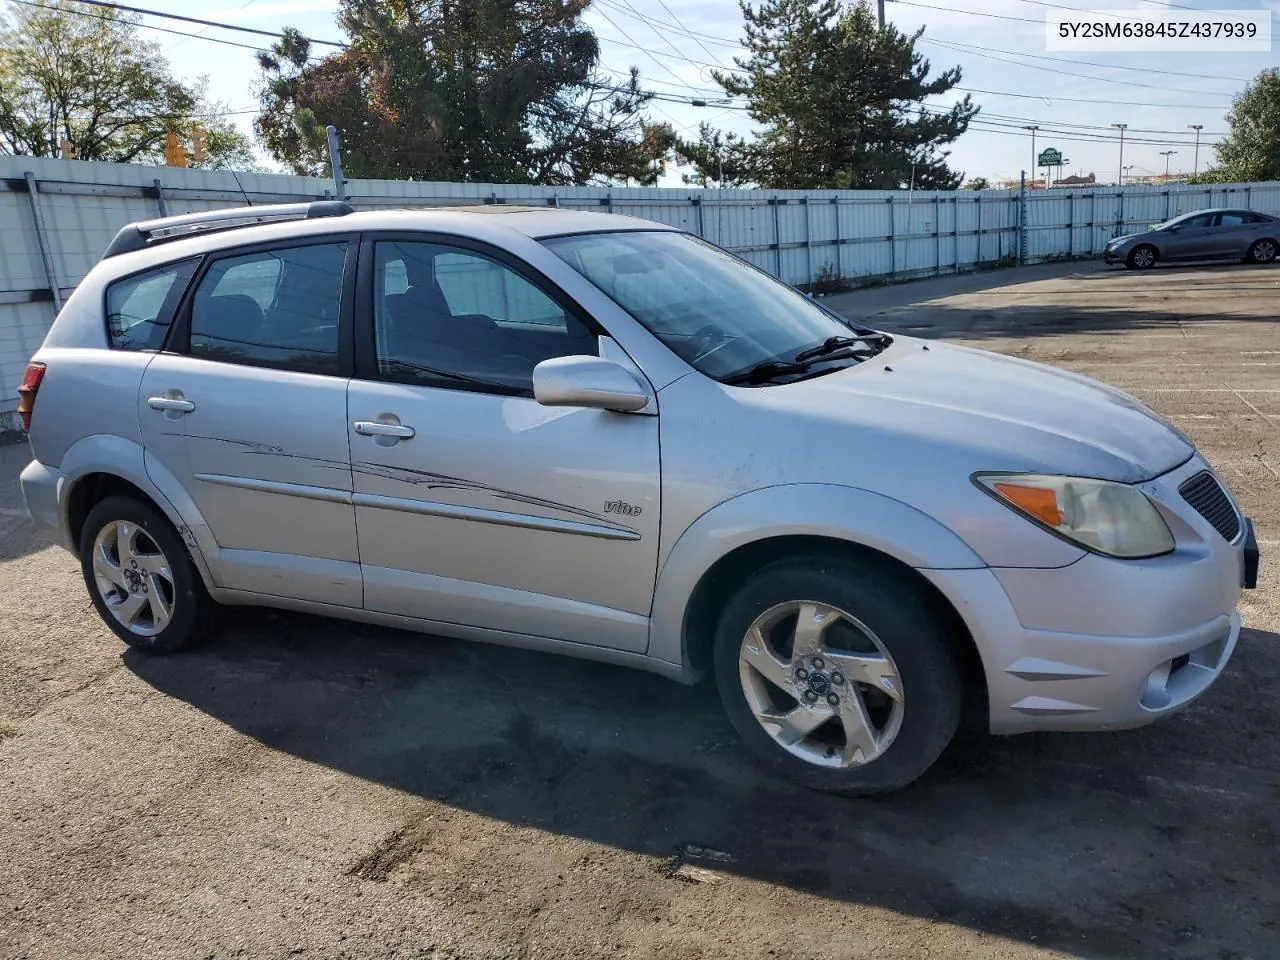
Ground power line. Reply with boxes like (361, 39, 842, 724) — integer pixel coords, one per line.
(163, 0, 262, 54)
(613, 0, 721, 85)
(652, 0, 727, 63)
(954, 86, 1233, 110)
(929, 36, 1249, 84)
(976, 111, 1225, 137)
(591, 5, 710, 94)
(922, 37, 1233, 96)
(53, 0, 347, 47)
(1004, 0, 1208, 22)
(888, 1, 1041, 24)
(595, 0, 740, 50)
(11, 0, 272, 51)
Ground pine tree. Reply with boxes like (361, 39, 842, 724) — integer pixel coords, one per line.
(692, 0, 976, 189)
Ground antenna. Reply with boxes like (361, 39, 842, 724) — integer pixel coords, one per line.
(226, 165, 254, 207)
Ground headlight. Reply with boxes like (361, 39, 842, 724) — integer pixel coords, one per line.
(975, 473, 1174, 558)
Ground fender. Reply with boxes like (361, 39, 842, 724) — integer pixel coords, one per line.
(646, 483, 987, 669)
(57, 434, 221, 591)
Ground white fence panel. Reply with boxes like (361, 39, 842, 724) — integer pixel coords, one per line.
(1, 153, 1278, 421)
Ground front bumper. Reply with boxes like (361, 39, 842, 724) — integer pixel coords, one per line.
(921, 455, 1252, 735)
(1102, 247, 1124, 264)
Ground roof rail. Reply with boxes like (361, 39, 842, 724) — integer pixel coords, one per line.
(101, 200, 355, 259)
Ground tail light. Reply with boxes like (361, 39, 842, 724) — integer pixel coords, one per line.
(17, 362, 46, 433)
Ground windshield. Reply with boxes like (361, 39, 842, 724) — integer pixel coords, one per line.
(542, 231, 860, 381)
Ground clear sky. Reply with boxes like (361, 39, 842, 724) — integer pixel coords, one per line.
(128, 0, 1280, 185)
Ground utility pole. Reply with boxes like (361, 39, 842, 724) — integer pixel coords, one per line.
(1112, 123, 1127, 186)
(877, 0, 885, 28)
(1024, 125, 1038, 187)
(1187, 124, 1203, 177)
(1160, 150, 1177, 181)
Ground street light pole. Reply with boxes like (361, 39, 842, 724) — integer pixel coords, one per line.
(1161, 150, 1177, 181)
(1025, 125, 1039, 187)
(1112, 123, 1127, 186)
(877, 0, 885, 27)
(1187, 125, 1203, 177)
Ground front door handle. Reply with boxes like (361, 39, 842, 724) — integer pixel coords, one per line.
(148, 396, 196, 414)
(354, 420, 415, 440)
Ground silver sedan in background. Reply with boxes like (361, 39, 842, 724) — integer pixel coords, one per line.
(1104, 208, 1279, 269)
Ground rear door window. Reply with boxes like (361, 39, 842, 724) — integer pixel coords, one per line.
(188, 242, 349, 375)
(105, 258, 199, 351)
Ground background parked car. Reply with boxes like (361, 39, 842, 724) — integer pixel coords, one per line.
(1103, 209, 1279, 270)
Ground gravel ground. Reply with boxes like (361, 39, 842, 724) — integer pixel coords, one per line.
(1, 261, 1277, 960)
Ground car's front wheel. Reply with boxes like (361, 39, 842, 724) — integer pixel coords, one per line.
(1127, 245, 1157, 270)
(1249, 238, 1278, 264)
(712, 555, 964, 795)
(79, 496, 216, 654)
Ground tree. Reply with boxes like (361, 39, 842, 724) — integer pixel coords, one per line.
(965, 176, 990, 190)
(1212, 68, 1280, 183)
(689, 0, 975, 190)
(674, 122, 753, 187)
(0, 0, 253, 167)
(256, 0, 665, 184)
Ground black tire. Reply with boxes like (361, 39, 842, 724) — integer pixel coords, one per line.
(1249, 238, 1278, 264)
(712, 555, 964, 796)
(79, 496, 216, 654)
(1126, 245, 1157, 270)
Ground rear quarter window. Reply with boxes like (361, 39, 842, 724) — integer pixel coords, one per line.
(105, 258, 199, 351)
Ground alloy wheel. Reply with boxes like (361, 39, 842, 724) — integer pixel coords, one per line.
(1254, 239, 1277, 263)
(1131, 247, 1156, 269)
(738, 600, 905, 768)
(91, 520, 176, 637)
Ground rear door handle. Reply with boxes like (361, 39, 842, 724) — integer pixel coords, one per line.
(148, 396, 196, 414)
(354, 420, 415, 440)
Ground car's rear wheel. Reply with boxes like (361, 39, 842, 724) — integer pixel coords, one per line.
(712, 555, 964, 795)
(1127, 245, 1157, 270)
(79, 496, 216, 654)
(1249, 238, 1278, 264)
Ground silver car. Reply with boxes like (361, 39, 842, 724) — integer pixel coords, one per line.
(1103, 207, 1280, 269)
(19, 202, 1260, 795)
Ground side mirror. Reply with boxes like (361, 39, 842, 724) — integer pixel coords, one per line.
(533, 356, 651, 412)
(1168, 225, 1181, 233)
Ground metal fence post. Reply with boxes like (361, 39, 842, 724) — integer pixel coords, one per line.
(1017, 172, 1027, 265)
(800, 198, 812, 283)
(833, 197, 843, 281)
(152, 178, 167, 217)
(936, 193, 947, 277)
(1067, 193, 1074, 258)
(888, 196, 896, 278)
(24, 171, 62, 311)
(771, 196, 782, 278)
(975, 193, 981, 266)
(952, 196, 960, 274)
(692, 196, 703, 237)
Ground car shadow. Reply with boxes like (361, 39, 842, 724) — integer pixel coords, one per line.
(124, 607, 1280, 960)
(0, 440, 52, 563)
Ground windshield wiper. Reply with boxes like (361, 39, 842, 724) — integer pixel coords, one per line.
(722, 346, 871, 385)
(793, 333, 892, 363)
(722, 360, 810, 385)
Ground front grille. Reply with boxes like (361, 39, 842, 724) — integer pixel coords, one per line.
(1179, 471, 1240, 542)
